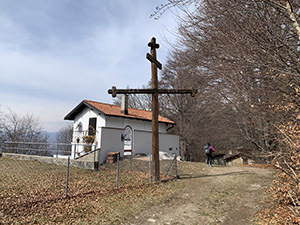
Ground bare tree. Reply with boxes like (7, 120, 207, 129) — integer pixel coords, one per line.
(3, 109, 47, 142)
(56, 125, 73, 144)
(158, 0, 300, 153)
(55, 125, 73, 155)
(159, 50, 246, 161)
(113, 85, 152, 110)
(2, 109, 48, 155)
(156, 0, 300, 220)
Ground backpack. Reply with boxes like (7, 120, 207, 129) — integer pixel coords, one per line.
(204, 145, 211, 154)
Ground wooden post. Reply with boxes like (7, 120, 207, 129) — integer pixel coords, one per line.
(149, 37, 160, 181)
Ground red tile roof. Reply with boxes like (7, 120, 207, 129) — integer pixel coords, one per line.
(64, 100, 175, 124)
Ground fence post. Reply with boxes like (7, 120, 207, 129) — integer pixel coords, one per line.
(130, 153, 133, 171)
(65, 156, 70, 198)
(56, 144, 58, 158)
(116, 153, 119, 189)
(149, 154, 152, 184)
(175, 153, 178, 181)
(170, 158, 174, 178)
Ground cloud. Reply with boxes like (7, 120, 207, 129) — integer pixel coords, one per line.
(0, 0, 179, 131)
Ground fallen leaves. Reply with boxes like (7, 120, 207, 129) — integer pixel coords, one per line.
(255, 149, 300, 224)
(0, 158, 174, 224)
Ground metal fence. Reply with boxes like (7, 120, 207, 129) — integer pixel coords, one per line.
(102, 152, 179, 186)
(0, 142, 179, 223)
(3, 141, 72, 157)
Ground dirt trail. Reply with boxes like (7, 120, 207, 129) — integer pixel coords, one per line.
(125, 164, 275, 225)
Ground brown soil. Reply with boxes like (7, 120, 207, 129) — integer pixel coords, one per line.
(124, 164, 275, 225)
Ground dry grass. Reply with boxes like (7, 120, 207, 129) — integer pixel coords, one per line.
(1, 157, 282, 224)
(0, 157, 180, 224)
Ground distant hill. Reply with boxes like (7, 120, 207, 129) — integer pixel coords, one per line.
(47, 132, 57, 143)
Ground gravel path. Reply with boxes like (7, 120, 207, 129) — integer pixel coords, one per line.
(125, 164, 275, 225)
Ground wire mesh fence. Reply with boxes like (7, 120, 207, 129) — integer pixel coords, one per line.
(101, 153, 179, 183)
(3, 141, 72, 157)
(0, 142, 180, 224)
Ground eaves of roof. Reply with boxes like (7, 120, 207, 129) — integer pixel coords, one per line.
(64, 100, 175, 125)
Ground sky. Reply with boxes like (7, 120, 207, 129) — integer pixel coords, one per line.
(0, 0, 180, 132)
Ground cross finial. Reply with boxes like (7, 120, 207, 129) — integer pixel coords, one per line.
(146, 37, 162, 70)
(148, 37, 159, 49)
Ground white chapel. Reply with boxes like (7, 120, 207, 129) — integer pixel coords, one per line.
(64, 98, 179, 164)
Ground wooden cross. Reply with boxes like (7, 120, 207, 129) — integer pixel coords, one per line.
(108, 37, 196, 181)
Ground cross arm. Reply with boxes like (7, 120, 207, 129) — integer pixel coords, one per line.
(146, 53, 162, 70)
(108, 86, 197, 97)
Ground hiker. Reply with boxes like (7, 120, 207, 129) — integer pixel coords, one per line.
(204, 142, 215, 167)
